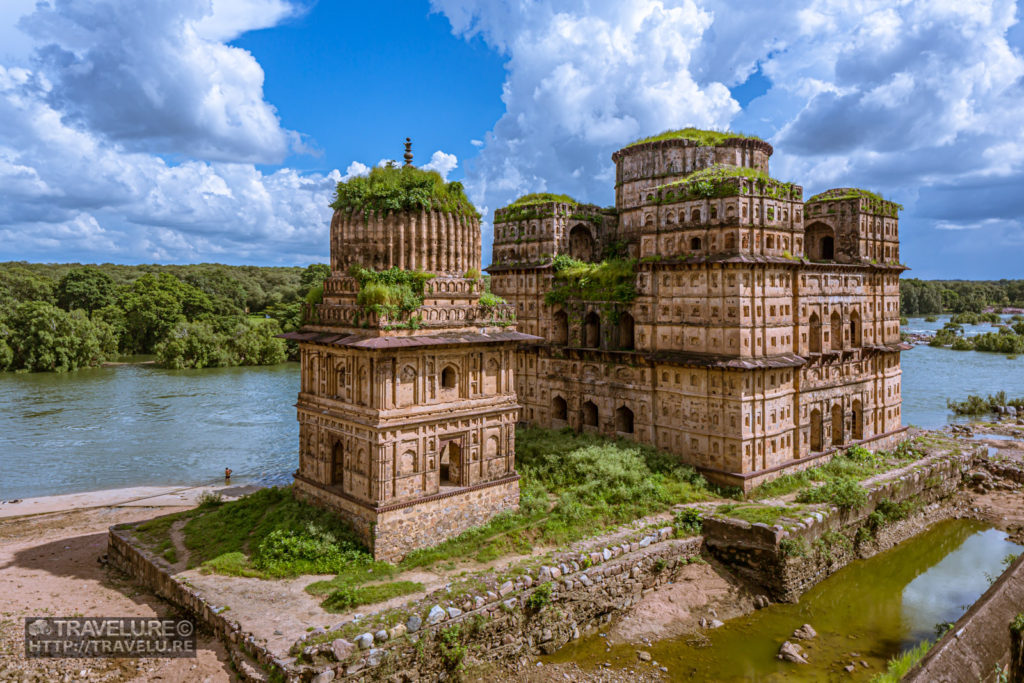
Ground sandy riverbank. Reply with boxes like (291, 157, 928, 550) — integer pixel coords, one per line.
(0, 482, 265, 520)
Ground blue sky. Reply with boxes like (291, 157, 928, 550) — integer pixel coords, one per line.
(0, 0, 1022, 278)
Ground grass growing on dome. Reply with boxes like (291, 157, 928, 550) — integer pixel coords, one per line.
(507, 192, 578, 207)
(625, 127, 763, 148)
(330, 163, 479, 217)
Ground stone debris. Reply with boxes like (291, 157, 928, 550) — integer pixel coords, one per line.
(637, 651, 652, 662)
(793, 623, 818, 640)
(355, 632, 374, 650)
(311, 668, 335, 683)
(778, 641, 809, 664)
(405, 614, 422, 633)
(427, 605, 447, 625)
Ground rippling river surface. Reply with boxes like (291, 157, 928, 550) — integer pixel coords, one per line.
(1, 314, 1023, 499)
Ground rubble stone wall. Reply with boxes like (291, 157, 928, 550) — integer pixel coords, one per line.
(704, 448, 975, 602)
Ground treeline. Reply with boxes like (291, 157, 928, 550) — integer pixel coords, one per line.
(0, 262, 329, 372)
(901, 278, 1024, 315)
(947, 392, 1024, 415)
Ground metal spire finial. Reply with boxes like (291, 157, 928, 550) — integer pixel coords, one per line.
(403, 137, 413, 167)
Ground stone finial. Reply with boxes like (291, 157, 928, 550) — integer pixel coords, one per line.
(403, 137, 413, 166)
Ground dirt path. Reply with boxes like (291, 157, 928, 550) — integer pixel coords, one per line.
(0, 506, 235, 682)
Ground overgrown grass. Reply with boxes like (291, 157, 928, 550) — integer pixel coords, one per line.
(870, 639, 933, 682)
(544, 255, 637, 305)
(401, 427, 715, 568)
(330, 164, 478, 218)
(749, 441, 926, 500)
(181, 486, 374, 578)
(350, 266, 434, 320)
(133, 510, 192, 563)
(507, 192, 577, 207)
(625, 127, 762, 148)
(795, 477, 868, 509)
(179, 428, 717, 611)
(318, 581, 424, 613)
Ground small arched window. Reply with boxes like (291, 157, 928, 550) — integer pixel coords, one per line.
(441, 366, 457, 389)
(690, 237, 702, 251)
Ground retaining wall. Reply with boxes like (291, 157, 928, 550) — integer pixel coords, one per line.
(109, 519, 702, 681)
(905, 553, 1024, 683)
(704, 448, 975, 601)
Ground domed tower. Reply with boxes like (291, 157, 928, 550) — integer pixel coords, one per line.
(283, 140, 539, 561)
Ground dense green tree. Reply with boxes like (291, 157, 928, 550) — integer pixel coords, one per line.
(6, 301, 116, 371)
(156, 318, 286, 369)
(0, 265, 55, 304)
(57, 266, 117, 313)
(300, 263, 331, 293)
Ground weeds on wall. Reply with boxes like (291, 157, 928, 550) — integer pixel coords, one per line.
(330, 164, 479, 218)
(349, 265, 434, 320)
(625, 127, 763, 148)
(544, 255, 637, 307)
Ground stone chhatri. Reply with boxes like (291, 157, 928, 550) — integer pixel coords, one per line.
(282, 147, 540, 561)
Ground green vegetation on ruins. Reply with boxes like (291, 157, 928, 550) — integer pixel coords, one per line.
(748, 439, 931, 501)
(507, 192, 578, 207)
(544, 254, 637, 307)
(350, 265, 435, 321)
(329, 164, 479, 218)
(806, 187, 903, 216)
(625, 127, 763, 148)
(0, 261, 330, 372)
(654, 164, 800, 202)
(149, 427, 718, 612)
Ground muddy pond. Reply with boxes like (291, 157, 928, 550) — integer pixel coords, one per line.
(547, 519, 1022, 681)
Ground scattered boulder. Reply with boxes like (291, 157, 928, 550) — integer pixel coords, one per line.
(355, 633, 374, 650)
(498, 581, 514, 597)
(311, 668, 335, 683)
(708, 619, 724, 629)
(388, 623, 407, 640)
(446, 607, 462, 619)
(406, 615, 422, 633)
(637, 651, 652, 662)
(330, 638, 355, 661)
(778, 641, 809, 664)
(793, 624, 817, 640)
(844, 664, 856, 673)
(427, 605, 447, 625)
(374, 629, 388, 643)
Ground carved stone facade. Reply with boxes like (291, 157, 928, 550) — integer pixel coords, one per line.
(285, 201, 538, 561)
(489, 134, 907, 491)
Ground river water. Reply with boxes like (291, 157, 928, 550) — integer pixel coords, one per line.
(1, 314, 1022, 500)
(547, 519, 1023, 681)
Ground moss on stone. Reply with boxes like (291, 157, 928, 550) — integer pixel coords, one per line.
(654, 164, 800, 202)
(625, 127, 763, 148)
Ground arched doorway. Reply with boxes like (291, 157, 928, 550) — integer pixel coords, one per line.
(805, 223, 836, 260)
(831, 403, 844, 446)
(552, 310, 568, 344)
(809, 313, 822, 353)
(830, 310, 842, 351)
(440, 440, 461, 486)
(582, 400, 599, 428)
(583, 312, 601, 348)
(331, 441, 344, 486)
(569, 224, 596, 261)
(850, 310, 862, 347)
(852, 400, 863, 440)
(615, 406, 634, 433)
(552, 395, 568, 421)
(616, 312, 635, 350)
(810, 409, 822, 451)
(690, 237, 702, 251)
